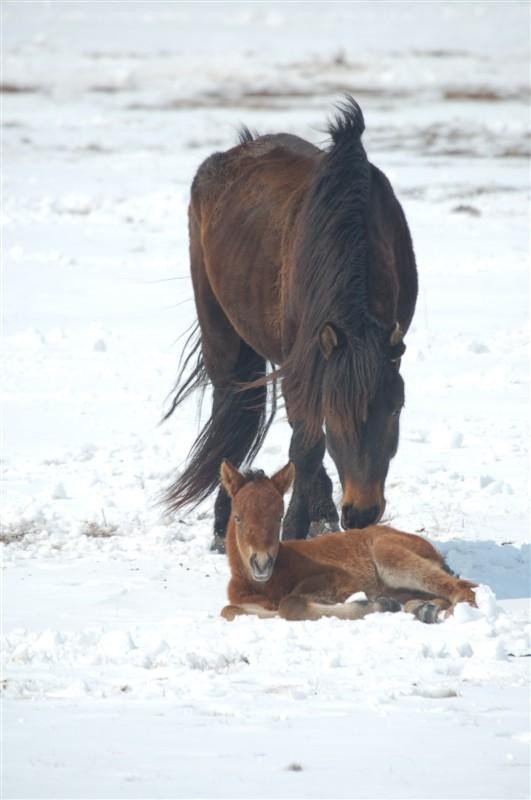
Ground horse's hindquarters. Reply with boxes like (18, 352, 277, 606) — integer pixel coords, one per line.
(192, 141, 319, 364)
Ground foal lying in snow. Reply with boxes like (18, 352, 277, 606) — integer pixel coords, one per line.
(220, 461, 477, 623)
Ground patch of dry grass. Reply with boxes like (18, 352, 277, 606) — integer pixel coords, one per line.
(81, 518, 119, 538)
(0, 519, 41, 545)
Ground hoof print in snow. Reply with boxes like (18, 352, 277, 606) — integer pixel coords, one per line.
(93, 339, 107, 352)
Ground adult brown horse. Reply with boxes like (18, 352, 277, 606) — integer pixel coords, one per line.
(164, 97, 418, 550)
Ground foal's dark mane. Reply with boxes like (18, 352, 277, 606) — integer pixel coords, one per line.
(282, 97, 388, 440)
(240, 468, 266, 483)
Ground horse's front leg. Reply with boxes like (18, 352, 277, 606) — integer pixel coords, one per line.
(308, 464, 340, 537)
(283, 423, 339, 540)
(221, 600, 278, 621)
(211, 484, 231, 553)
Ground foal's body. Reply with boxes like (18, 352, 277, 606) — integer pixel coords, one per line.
(220, 462, 477, 623)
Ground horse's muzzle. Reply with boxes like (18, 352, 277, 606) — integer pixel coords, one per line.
(341, 503, 382, 530)
(250, 553, 274, 582)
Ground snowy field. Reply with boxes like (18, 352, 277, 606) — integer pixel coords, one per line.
(2, 2, 530, 798)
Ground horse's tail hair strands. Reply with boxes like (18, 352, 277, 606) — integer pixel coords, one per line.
(163, 340, 276, 514)
(161, 322, 207, 423)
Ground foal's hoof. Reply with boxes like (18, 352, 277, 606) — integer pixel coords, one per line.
(417, 602, 442, 624)
(406, 601, 443, 624)
(308, 519, 339, 538)
(375, 596, 401, 613)
(221, 605, 239, 621)
(209, 534, 226, 554)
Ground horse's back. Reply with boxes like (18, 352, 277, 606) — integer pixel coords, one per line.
(366, 525, 445, 564)
(188, 133, 322, 362)
(285, 525, 444, 571)
(191, 132, 321, 204)
(244, 133, 321, 159)
(286, 530, 372, 566)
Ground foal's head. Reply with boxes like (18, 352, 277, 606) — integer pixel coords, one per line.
(220, 460, 294, 582)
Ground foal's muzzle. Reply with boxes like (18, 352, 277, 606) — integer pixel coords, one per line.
(250, 553, 274, 582)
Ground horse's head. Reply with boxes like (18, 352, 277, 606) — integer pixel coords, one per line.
(320, 321, 406, 530)
(220, 460, 294, 582)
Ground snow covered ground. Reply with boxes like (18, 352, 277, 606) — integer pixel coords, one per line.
(2, 2, 530, 798)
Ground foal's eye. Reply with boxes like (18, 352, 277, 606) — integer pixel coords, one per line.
(234, 515, 241, 524)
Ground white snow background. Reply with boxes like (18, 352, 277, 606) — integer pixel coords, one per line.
(2, 2, 530, 799)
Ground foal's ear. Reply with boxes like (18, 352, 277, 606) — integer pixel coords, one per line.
(319, 323, 340, 360)
(271, 462, 295, 496)
(220, 460, 245, 497)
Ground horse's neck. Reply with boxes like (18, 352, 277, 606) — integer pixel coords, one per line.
(275, 540, 322, 583)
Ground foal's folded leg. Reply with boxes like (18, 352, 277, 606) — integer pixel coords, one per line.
(221, 603, 278, 621)
(278, 594, 401, 621)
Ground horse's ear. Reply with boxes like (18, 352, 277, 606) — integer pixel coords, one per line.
(271, 462, 295, 496)
(319, 324, 339, 360)
(220, 459, 245, 497)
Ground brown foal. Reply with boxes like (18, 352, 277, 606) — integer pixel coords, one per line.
(220, 461, 477, 624)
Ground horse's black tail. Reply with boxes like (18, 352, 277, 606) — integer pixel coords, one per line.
(163, 332, 276, 515)
(161, 322, 208, 423)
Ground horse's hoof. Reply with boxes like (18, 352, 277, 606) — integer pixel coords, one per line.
(308, 519, 339, 538)
(375, 596, 401, 613)
(221, 605, 238, 621)
(415, 602, 442, 624)
(210, 534, 226, 554)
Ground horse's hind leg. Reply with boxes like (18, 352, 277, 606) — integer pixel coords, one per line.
(212, 484, 231, 550)
(372, 539, 478, 608)
(277, 570, 400, 620)
(168, 208, 271, 550)
(207, 338, 273, 550)
(282, 421, 339, 540)
(279, 594, 400, 621)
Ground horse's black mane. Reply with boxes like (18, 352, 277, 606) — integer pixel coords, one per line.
(282, 96, 387, 440)
(237, 125, 257, 145)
